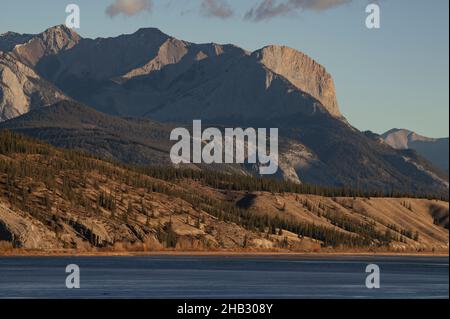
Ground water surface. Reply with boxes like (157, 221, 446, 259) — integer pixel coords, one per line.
(0, 255, 447, 299)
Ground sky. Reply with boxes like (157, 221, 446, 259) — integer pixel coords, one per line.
(0, 0, 448, 138)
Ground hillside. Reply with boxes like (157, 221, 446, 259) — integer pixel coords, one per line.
(1, 101, 448, 196)
(0, 131, 448, 254)
(0, 100, 172, 166)
(0, 100, 250, 177)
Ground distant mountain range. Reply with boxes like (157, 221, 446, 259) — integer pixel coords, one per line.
(0, 25, 448, 196)
(1, 25, 341, 122)
(382, 129, 449, 174)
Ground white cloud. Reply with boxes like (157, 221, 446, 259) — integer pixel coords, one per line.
(106, 0, 153, 18)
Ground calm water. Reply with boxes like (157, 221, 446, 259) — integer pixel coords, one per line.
(0, 256, 448, 299)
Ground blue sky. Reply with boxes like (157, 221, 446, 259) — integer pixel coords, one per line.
(1, 0, 448, 137)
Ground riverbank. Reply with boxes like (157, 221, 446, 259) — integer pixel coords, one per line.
(1, 248, 448, 258)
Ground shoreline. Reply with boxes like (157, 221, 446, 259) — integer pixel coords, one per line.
(1, 250, 448, 258)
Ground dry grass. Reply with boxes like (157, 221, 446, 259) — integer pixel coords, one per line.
(0, 241, 13, 252)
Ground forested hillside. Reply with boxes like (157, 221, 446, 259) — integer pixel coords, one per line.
(0, 131, 448, 254)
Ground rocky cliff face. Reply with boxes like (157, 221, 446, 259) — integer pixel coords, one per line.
(254, 45, 341, 118)
(0, 52, 68, 121)
(0, 202, 60, 249)
(0, 26, 75, 121)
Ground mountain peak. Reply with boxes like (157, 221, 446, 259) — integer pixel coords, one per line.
(40, 24, 81, 43)
(252, 45, 342, 119)
(382, 128, 449, 173)
(383, 128, 412, 135)
(10, 25, 81, 67)
(382, 128, 438, 146)
(135, 27, 165, 34)
(130, 27, 170, 41)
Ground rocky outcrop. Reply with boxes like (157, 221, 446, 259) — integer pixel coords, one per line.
(121, 38, 191, 80)
(0, 202, 60, 249)
(382, 129, 434, 150)
(0, 52, 68, 121)
(254, 45, 342, 118)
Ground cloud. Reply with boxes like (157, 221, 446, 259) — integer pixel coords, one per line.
(201, 0, 234, 19)
(106, 0, 153, 18)
(245, 0, 351, 21)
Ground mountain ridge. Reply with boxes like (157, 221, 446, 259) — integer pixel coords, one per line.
(0, 25, 448, 196)
(1, 25, 343, 121)
(382, 128, 449, 174)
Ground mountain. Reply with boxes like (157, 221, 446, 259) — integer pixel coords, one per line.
(2, 100, 448, 196)
(0, 25, 448, 195)
(0, 26, 78, 121)
(2, 25, 341, 120)
(382, 129, 449, 174)
(0, 131, 448, 252)
(9, 25, 81, 67)
(0, 31, 33, 52)
(254, 45, 341, 118)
